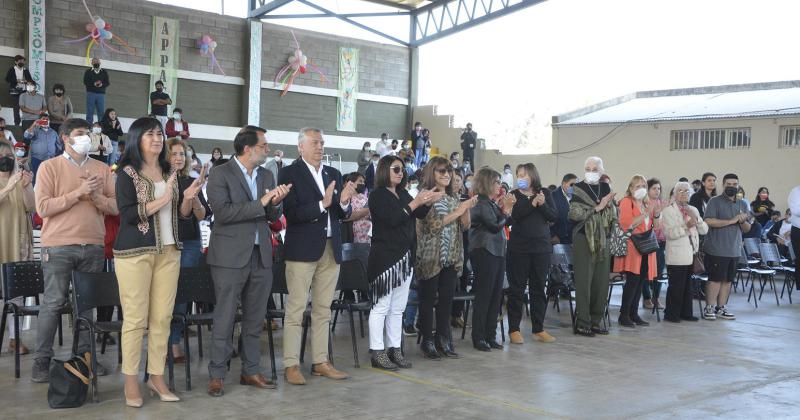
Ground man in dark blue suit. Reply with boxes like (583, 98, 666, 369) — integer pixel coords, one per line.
(278, 127, 355, 385)
(550, 173, 577, 244)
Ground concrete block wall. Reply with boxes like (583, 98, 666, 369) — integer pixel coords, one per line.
(263, 27, 409, 99)
(0, 0, 26, 49)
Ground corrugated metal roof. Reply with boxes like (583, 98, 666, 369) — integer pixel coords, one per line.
(555, 86, 800, 126)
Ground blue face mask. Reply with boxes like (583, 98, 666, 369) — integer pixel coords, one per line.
(517, 179, 529, 190)
(566, 186, 574, 197)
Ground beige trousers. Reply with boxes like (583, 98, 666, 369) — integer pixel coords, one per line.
(283, 241, 340, 367)
(116, 246, 180, 376)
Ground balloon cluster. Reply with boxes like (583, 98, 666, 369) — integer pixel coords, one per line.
(86, 18, 113, 41)
(197, 35, 225, 75)
(274, 31, 327, 97)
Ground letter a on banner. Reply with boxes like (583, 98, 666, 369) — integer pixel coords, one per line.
(150, 17, 179, 115)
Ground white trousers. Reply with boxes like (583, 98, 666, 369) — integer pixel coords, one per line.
(368, 272, 412, 350)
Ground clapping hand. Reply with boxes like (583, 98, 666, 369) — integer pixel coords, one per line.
(321, 181, 336, 208)
(20, 171, 32, 188)
(502, 192, 517, 211)
(340, 181, 357, 205)
(263, 184, 292, 206)
(459, 195, 478, 212)
(184, 177, 203, 201)
(411, 189, 444, 208)
(531, 191, 545, 207)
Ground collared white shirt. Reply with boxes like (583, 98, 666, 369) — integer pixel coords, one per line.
(302, 158, 350, 238)
(561, 187, 572, 203)
(234, 156, 260, 245)
(62, 151, 90, 168)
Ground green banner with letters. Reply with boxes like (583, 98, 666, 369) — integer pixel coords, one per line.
(150, 16, 179, 115)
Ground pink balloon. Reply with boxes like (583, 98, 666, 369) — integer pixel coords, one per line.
(201, 35, 211, 44)
(85, 23, 96, 32)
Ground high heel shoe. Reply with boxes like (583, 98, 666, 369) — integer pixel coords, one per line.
(146, 379, 180, 402)
(124, 387, 143, 408)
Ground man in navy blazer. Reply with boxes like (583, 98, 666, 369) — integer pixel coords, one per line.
(278, 127, 356, 385)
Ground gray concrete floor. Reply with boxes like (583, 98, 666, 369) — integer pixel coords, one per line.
(1, 276, 799, 419)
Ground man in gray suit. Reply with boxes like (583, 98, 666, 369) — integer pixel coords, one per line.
(205, 125, 292, 397)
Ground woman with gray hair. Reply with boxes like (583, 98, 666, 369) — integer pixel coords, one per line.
(661, 181, 708, 322)
(568, 156, 617, 336)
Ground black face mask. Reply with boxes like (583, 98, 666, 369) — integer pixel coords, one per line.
(355, 185, 366, 194)
(55, 92, 63, 97)
(92, 63, 100, 69)
(0, 156, 14, 172)
(16, 62, 23, 68)
(724, 186, 738, 197)
(156, 87, 163, 92)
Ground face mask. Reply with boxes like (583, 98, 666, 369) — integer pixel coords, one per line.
(504, 168, 511, 174)
(403, 144, 410, 150)
(452, 161, 458, 168)
(15, 149, 25, 157)
(355, 185, 366, 194)
(156, 87, 163, 92)
(391, 144, 398, 150)
(464, 163, 470, 169)
(55, 91, 63, 97)
(633, 187, 647, 201)
(566, 186, 574, 197)
(173, 113, 182, 120)
(41, 125, 49, 132)
(759, 193, 768, 200)
(71, 135, 92, 155)
(517, 179, 529, 190)
(724, 186, 738, 197)
(585, 172, 601, 185)
(26, 85, 34, 92)
(92, 127, 102, 134)
(275, 157, 282, 163)
(464, 181, 472, 190)
(16, 62, 23, 68)
(92, 63, 100, 69)
(372, 159, 378, 165)
(0, 156, 14, 172)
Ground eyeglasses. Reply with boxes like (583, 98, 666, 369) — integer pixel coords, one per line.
(676, 189, 690, 194)
(390, 166, 403, 174)
(253, 143, 268, 150)
(435, 168, 452, 175)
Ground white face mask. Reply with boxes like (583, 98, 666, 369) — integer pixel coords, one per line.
(92, 127, 102, 134)
(585, 172, 601, 185)
(173, 113, 182, 120)
(71, 135, 92, 155)
(26, 85, 34, 93)
(633, 187, 647, 201)
(15, 149, 25, 157)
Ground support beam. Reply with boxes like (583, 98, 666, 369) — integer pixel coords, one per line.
(261, 11, 411, 19)
(360, 0, 416, 11)
(411, 0, 547, 46)
(248, 0, 295, 18)
(295, 0, 410, 46)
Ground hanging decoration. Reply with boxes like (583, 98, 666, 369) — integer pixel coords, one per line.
(197, 35, 225, 76)
(274, 31, 327, 97)
(64, 0, 136, 63)
(336, 47, 358, 132)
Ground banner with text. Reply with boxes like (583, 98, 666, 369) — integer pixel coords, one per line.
(150, 16, 179, 115)
(337, 48, 359, 132)
(28, 0, 46, 88)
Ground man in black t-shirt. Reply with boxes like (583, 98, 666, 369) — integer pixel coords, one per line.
(460, 123, 477, 167)
(150, 81, 172, 126)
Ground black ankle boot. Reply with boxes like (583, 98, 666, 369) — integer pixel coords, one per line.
(435, 335, 460, 359)
(387, 347, 412, 368)
(371, 350, 399, 371)
(618, 314, 635, 328)
(420, 339, 442, 360)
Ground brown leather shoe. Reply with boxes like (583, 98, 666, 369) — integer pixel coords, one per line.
(240, 373, 277, 389)
(284, 365, 306, 385)
(509, 331, 524, 345)
(311, 362, 348, 380)
(207, 378, 224, 397)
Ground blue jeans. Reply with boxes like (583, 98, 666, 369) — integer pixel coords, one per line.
(403, 288, 418, 328)
(109, 140, 119, 165)
(85, 92, 105, 124)
(31, 157, 43, 185)
(414, 148, 425, 167)
(169, 239, 202, 345)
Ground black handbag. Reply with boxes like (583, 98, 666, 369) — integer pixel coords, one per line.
(47, 353, 93, 409)
(630, 228, 659, 256)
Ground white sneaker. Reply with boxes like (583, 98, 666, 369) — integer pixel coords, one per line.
(716, 306, 736, 320)
(703, 305, 716, 320)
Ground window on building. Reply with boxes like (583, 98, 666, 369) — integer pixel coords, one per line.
(670, 128, 750, 151)
(780, 125, 800, 148)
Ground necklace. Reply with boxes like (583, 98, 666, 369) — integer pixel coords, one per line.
(587, 184, 601, 203)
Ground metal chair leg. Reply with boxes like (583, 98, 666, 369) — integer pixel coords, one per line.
(14, 314, 20, 379)
(184, 321, 192, 391)
(197, 324, 204, 358)
(348, 309, 359, 368)
(0, 306, 7, 354)
(57, 315, 64, 346)
(461, 300, 470, 340)
(267, 317, 277, 381)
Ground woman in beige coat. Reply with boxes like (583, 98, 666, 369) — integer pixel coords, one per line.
(662, 181, 708, 322)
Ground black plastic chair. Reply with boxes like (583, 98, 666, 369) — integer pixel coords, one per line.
(551, 244, 576, 332)
(331, 243, 370, 337)
(71, 271, 122, 403)
(0, 261, 69, 378)
(743, 247, 777, 307)
(328, 255, 370, 368)
(604, 273, 626, 329)
(170, 265, 235, 391)
(759, 243, 787, 305)
(691, 274, 709, 318)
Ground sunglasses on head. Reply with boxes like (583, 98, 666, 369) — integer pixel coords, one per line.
(390, 165, 403, 174)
